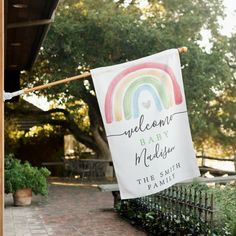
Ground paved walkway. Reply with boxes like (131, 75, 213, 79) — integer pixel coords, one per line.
(4, 180, 147, 236)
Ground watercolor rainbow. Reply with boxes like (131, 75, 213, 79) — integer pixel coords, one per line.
(105, 62, 183, 124)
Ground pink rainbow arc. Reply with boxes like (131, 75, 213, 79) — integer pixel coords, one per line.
(105, 62, 182, 124)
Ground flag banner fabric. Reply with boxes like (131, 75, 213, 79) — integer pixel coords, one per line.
(91, 49, 200, 199)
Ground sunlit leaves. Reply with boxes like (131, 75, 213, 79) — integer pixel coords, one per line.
(25, 124, 55, 138)
(66, 100, 90, 131)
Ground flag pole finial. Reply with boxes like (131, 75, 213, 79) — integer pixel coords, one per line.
(178, 47, 188, 54)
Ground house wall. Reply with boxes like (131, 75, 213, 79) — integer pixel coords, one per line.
(14, 135, 64, 176)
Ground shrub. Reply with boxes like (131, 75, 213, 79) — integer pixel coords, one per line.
(115, 183, 236, 235)
(5, 153, 51, 196)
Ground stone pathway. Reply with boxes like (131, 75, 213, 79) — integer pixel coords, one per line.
(4, 182, 147, 236)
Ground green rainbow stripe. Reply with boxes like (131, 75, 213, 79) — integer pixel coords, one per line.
(114, 70, 174, 122)
(105, 62, 183, 123)
(123, 76, 172, 120)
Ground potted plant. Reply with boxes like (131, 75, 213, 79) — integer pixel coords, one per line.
(5, 154, 51, 206)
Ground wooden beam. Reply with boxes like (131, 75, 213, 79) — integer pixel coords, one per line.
(7, 19, 53, 29)
(0, 0, 4, 234)
(197, 155, 234, 162)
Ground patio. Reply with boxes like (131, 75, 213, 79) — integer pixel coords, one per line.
(4, 179, 146, 236)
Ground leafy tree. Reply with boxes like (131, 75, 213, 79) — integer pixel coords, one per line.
(19, 0, 235, 158)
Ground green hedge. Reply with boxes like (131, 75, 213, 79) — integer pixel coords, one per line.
(115, 183, 236, 235)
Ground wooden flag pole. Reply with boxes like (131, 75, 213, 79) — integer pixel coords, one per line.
(24, 72, 91, 93)
(23, 47, 187, 94)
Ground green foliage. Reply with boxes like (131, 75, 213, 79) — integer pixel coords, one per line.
(4, 100, 64, 155)
(116, 198, 213, 235)
(209, 185, 236, 235)
(22, 0, 235, 156)
(5, 154, 51, 196)
(115, 183, 236, 235)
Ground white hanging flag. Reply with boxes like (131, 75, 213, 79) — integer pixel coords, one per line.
(91, 49, 200, 199)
